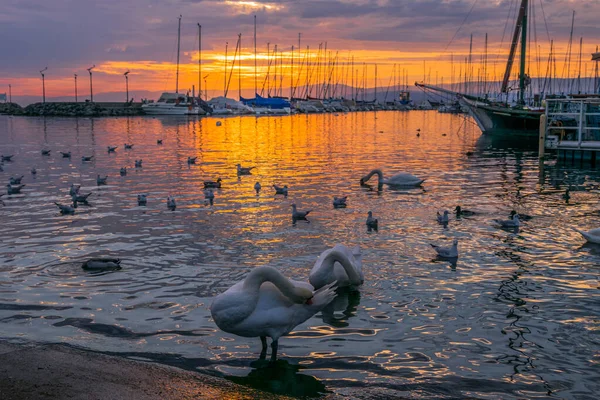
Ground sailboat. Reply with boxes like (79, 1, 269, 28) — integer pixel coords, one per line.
(142, 16, 201, 115)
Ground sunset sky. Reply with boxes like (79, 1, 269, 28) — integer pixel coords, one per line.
(1, 0, 599, 101)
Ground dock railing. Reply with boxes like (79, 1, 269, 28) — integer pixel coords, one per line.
(545, 97, 600, 149)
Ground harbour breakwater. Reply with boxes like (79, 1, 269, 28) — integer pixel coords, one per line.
(0, 102, 144, 117)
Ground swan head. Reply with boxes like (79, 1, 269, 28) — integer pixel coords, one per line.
(291, 286, 314, 305)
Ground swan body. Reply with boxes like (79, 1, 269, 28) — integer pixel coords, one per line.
(135, 159, 143, 167)
(237, 164, 255, 175)
(167, 196, 176, 210)
(82, 258, 121, 270)
(431, 239, 458, 258)
(120, 167, 127, 176)
(333, 196, 348, 208)
(107, 146, 117, 152)
(494, 214, 520, 228)
(9, 175, 24, 185)
(366, 211, 378, 230)
(7, 184, 25, 194)
(204, 178, 222, 188)
(55, 202, 76, 214)
(72, 192, 91, 203)
(437, 210, 449, 224)
(41, 149, 51, 155)
(575, 228, 600, 244)
(291, 204, 311, 219)
(81, 156, 93, 162)
(273, 184, 288, 196)
(210, 266, 337, 360)
(309, 245, 363, 290)
(455, 206, 476, 217)
(254, 182, 261, 194)
(360, 169, 424, 187)
(97, 175, 108, 185)
(60, 151, 71, 158)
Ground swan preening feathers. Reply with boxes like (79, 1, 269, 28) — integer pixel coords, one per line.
(210, 266, 337, 361)
(309, 245, 363, 290)
(360, 169, 424, 187)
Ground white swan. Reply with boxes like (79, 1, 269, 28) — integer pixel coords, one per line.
(574, 227, 600, 244)
(210, 266, 337, 361)
(309, 244, 363, 290)
(360, 169, 424, 187)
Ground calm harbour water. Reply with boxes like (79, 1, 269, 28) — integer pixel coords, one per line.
(0, 112, 598, 399)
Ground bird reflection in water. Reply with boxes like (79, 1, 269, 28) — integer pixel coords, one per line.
(229, 358, 327, 398)
(319, 288, 361, 328)
(432, 255, 458, 270)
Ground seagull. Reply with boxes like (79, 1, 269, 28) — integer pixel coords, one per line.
(291, 204, 311, 219)
(204, 178, 222, 188)
(366, 211, 378, 230)
(273, 184, 288, 196)
(107, 146, 117, 153)
(494, 214, 520, 228)
(135, 159, 143, 168)
(236, 164, 255, 175)
(55, 201, 76, 214)
(72, 192, 92, 203)
(137, 194, 147, 206)
(81, 155, 93, 162)
(82, 258, 121, 270)
(333, 196, 348, 208)
(431, 239, 458, 258)
(437, 210, 450, 224)
(97, 175, 108, 185)
(157, 139, 163, 145)
(120, 167, 127, 176)
(204, 189, 215, 205)
(187, 156, 198, 164)
(60, 151, 72, 158)
(167, 196, 176, 210)
(124, 143, 134, 149)
(254, 182, 261, 195)
(9, 175, 24, 185)
(69, 184, 81, 196)
(509, 210, 532, 221)
(1, 155, 14, 161)
(454, 206, 476, 217)
(31, 168, 37, 175)
(7, 184, 25, 194)
(41, 149, 51, 156)
(216, 121, 222, 126)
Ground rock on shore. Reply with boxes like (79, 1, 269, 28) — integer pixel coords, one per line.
(0, 102, 144, 117)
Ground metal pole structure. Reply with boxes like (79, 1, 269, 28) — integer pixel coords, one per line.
(8, 84, 11, 103)
(74, 74, 78, 102)
(198, 23, 201, 102)
(40, 67, 47, 103)
(254, 15, 257, 97)
(87, 65, 95, 102)
(176, 15, 182, 93)
(124, 71, 130, 103)
(238, 33, 242, 100)
(224, 42, 228, 97)
(203, 74, 209, 101)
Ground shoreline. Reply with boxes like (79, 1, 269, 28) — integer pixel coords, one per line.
(0, 340, 293, 400)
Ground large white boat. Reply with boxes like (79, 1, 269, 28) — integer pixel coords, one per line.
(142, 93, 201, 115)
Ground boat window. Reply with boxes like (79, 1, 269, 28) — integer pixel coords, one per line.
(157, 98, 165, 103)
(165, 99, 176, 104)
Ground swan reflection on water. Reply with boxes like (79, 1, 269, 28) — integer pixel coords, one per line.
(228, 358, 327, 398)
(319, 288, 361, 328)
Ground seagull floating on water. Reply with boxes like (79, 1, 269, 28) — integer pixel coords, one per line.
(254, 182, 261, 195)
(97, 175, 108, 185)
(431, 239, 459, 258)
(60, 151, 71, 158)
(55, 201, 76, 214)
(72, 192, 92, 203)
(333, 196, 348, 208)
(187, 156, 198, 164)
(137, 194, 147, 206)
(31, 167, 37, 175)
(69, 184, 80, 196)
(135, 159, 143, 168)
(236, 164, 255, 175)
(157, 139, 163, 145)
(82, 258, 121, 270)
(494, 214, 520, 228)
(273, 184, 288, 196)
(107, 146, 117, 153)
(366, 211, 378, 230)
(41, 149, 51, 156)
(9, 175, 24, 185)
(204, 178, 222, 188)
(1, 155, 14, 162)
(437, 210, 450, 224)
(81, 155, 93, 162)
(124, 143, 134, 149)
(574, 227, 600, 244)
(167, 196, 176, 210)
(7, 184, 25, 194)
(120, 167, 127, 176)
(291, 204, 311, 219)
(454, 206, 476, 217)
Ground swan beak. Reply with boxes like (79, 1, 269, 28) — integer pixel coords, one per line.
(305, 297, 313, 305)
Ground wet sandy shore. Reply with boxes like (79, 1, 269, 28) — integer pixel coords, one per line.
(0, 341, 293, 400)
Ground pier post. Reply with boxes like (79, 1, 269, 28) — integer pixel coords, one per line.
(538, 114, 546, 159)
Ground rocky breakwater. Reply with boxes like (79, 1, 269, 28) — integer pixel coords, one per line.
(0, 102, 145, 117)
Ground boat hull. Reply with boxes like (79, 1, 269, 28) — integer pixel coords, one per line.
(462, 98, 542, 136)
(141, 104, 203, 115)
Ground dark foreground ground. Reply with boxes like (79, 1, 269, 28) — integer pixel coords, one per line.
(0, 341, 294, 400)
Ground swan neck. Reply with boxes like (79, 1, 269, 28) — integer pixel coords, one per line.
(243, 266, 299, 301)
(364, 169, 384, 182)
(322, 248, 362, 284)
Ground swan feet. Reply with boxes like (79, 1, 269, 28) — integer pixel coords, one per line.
(258, 336, 279, 362)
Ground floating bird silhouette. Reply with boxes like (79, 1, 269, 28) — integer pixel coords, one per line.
(82, 258, 121, 270)
(124, 143, 134, 149)
(216, 121, 222, 126)
(97, 175, 108, 185)
(291, 204, 311, 219)
(69, 184, 80, 196)
(210, 266, 337, 361)
(1, 155, 14, 161)
(7, 184, 25, 194)
(254, 182, 261, 195)
(204, 178, 222, 188)
(437, 210, 450, 224)
(31, 168, 37, 175)
(273, 184, 288, 196)
(333, 196, 348, 208)
(187, 156, 198, 164)
(72, 192, 92, 203)
(120, 167, 127, 176)
(237, 164, 255, 175)
(55, 201, 76, 214)
(60, 151, 71, 158)
(81, 155, 93, 162)
(431, 239, 459, 258)
(9, 175, 24, 185)
(366, 211, 378, 230)
(454, 206, 476, 217)
(137, 194, 147, 206)
(41, 149, 51, 156)
(135, 159, 143, 168)
(360, 169, 424, 187)
(107, 146, 117, 153)
(167, 196, 176, 210)
(157, 139, 163, 144)
(494, 214, 520, 228)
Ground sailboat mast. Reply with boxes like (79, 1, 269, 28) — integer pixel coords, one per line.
(291, 45, 294, 98)
(254, 15, 257, 97)
(374, 64, 377, 103)
(224, 41, 228, 96)
(198, 23, 201, 101)
(518, 0, 528, 104)
(502, 0, 527, 95)
(239, 33, 242, 100)
(176, 15, 182, 93)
